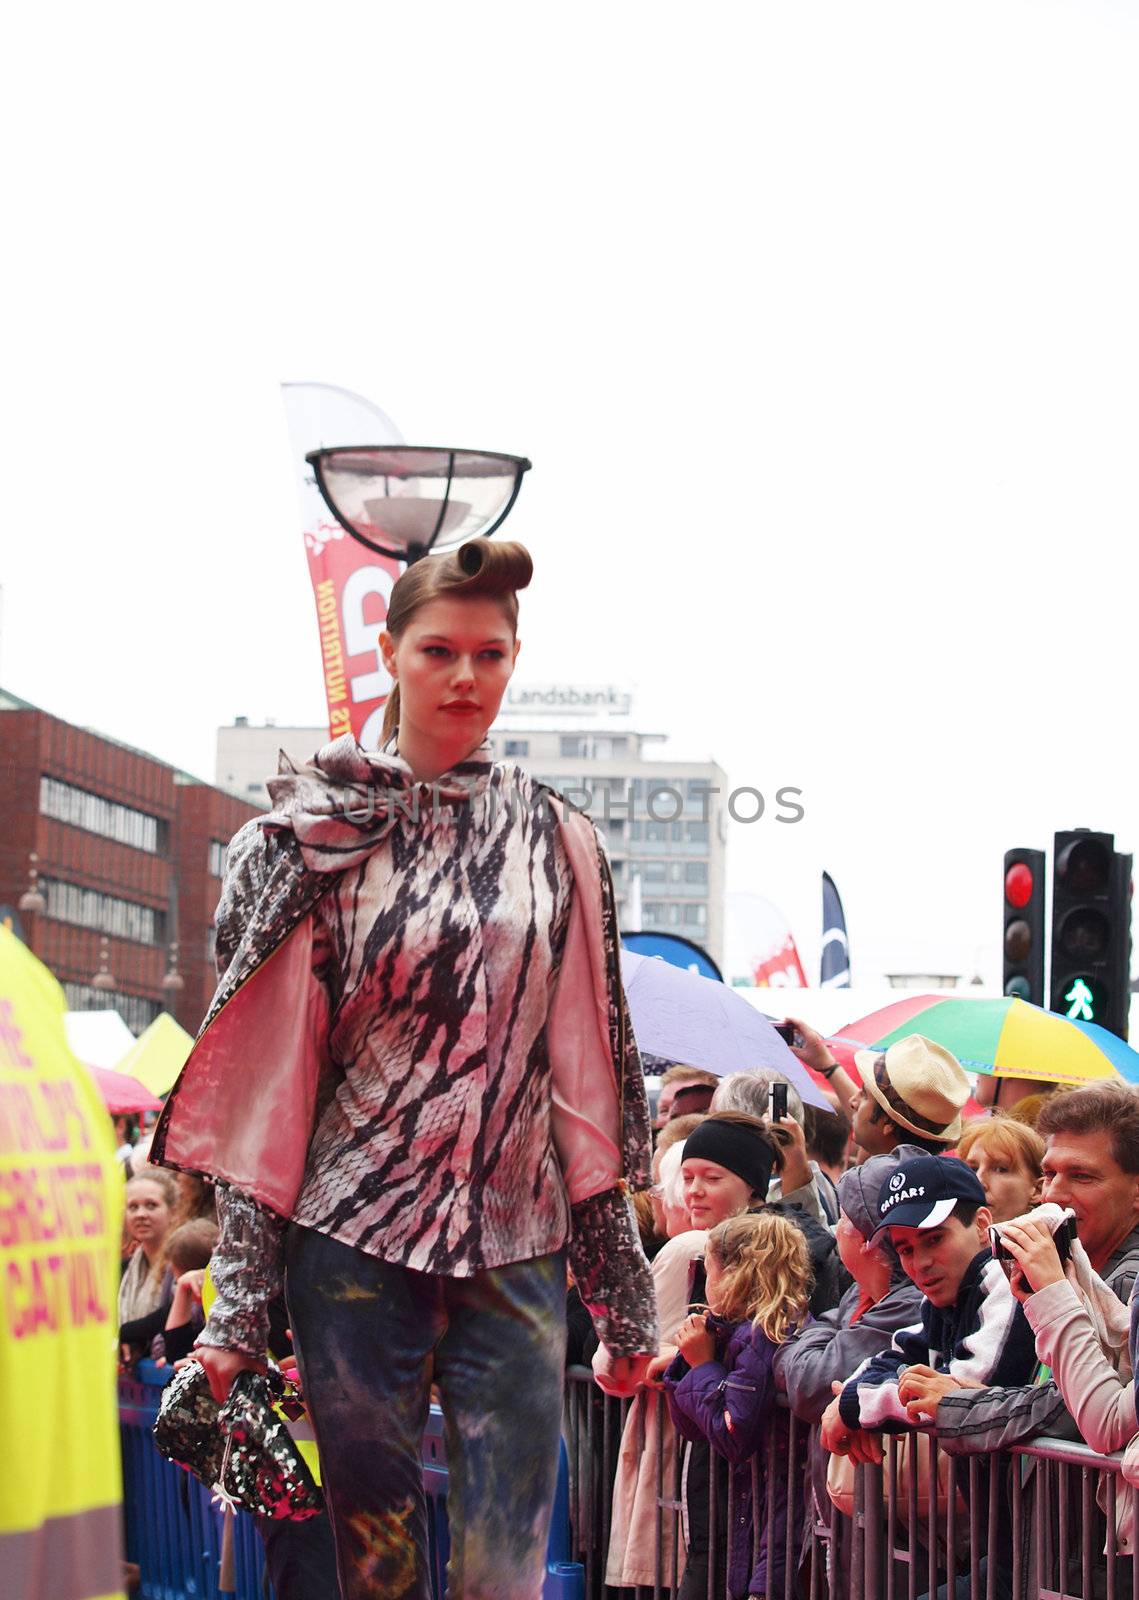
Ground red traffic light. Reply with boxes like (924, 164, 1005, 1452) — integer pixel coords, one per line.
(1005, 863, 1035, 909)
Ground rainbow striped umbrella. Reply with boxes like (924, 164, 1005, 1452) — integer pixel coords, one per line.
(827, 993, 1139, 1087)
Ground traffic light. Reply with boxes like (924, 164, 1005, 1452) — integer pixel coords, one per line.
(1003, 848, 1045, 1005)
(1050, 829, 1133, 1040)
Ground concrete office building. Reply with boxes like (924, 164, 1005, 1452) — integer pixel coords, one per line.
(488, 685, 727, 968)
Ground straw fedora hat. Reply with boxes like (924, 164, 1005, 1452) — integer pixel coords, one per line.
(854, 1034, 970, 1143)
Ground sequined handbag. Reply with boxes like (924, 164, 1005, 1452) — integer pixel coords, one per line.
(153, 1360, 323, 1520)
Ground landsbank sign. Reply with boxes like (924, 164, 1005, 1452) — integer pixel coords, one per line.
(501, 684, 633, 718)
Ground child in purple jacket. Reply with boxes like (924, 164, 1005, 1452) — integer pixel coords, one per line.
(664, 1210, 813, 1600)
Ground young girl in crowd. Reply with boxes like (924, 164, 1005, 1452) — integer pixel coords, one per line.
(665, 1210, 813, 1600)
(957, 1115, 1044, 1223)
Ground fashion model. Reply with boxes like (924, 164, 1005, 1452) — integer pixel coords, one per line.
(153, 539, 658, 1598)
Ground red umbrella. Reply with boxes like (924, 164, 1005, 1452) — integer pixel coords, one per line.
(87, 1063, 163, 1115)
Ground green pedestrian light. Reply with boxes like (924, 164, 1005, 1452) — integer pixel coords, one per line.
(1065, 978, 1095, 1022)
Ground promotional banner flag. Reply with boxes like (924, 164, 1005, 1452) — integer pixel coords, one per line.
(282, 383, 405, 750)
(753, 932, 809, 988)
(820, 870, 852, 988)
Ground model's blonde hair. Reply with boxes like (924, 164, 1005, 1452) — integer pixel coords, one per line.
(381, 538, 533, 742)
(705, 1211, 812, 1344)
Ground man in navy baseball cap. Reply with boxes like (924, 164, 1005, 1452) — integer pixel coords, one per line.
(822, 1151, 1035, 1451)
(871, 1153, 989, 1298)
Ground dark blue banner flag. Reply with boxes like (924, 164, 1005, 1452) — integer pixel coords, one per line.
(821, 871, 851, 988)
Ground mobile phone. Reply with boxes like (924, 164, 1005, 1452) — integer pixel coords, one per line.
(771, 1081, 789, 1122)
(773, 1021, 804, 1049)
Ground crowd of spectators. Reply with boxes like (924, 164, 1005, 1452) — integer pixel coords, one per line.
(112, 1025, 1139, 1599)
(582, 1028, 1139, 1599)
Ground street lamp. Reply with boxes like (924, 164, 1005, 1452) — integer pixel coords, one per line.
(91, 935, 116, 993)
(17, 852, 45, 915)
(305, 446, 531, 563)
(162, 941, 184, 997)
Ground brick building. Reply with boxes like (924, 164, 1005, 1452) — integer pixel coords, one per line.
(0, 690, 259, 1039)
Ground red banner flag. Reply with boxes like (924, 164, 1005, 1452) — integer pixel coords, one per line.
(283, 383, 404, 750)
(753, 933, 809, 988)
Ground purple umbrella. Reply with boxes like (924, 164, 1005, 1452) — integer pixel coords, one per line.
(620, 950, 831, 1110)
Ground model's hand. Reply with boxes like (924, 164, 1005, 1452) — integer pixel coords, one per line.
(997, 1218, 1066, 1301)
(597, 1353, 655, 1397)
(194, 1345, 267, 1405)
(642, 1347, 677, 1388)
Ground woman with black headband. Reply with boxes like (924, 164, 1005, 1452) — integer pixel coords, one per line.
(668, 1111, 844, 1600)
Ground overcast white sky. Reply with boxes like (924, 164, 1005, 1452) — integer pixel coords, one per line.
(2, 2, 1136, 987)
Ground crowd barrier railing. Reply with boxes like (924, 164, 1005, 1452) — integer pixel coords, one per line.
(564, 1365, 1139, 1600)
(119, 1362, 583, 1600)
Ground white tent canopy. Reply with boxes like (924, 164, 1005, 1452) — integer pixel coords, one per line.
(64, 1008, 136, 1068)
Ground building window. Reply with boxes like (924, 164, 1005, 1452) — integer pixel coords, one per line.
(642, 900, 666, 927)
(209, 839, 228, 878)
(560, 736, 586, 758)
(62, 984, 160, 1034)
(668, 904, 682, 926)
(683, 904, 707, 927)
(671, 822, 685, 841)
(685, 861, 708, 884)
(640, 861, 668, 884)
(40, 775, 162, 854)
(645, 821, 669, 843)
(686, 820, 709, 844)
(504, 739, 529, 757)
(41, 878, 163, 946)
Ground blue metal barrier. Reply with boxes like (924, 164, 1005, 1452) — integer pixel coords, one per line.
(119, 1363, 583, 1599)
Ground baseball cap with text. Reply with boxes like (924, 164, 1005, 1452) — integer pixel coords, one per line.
(872, 1153, 986, 1236)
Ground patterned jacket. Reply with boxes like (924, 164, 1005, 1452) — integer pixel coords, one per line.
(152, 738, 658, 1359)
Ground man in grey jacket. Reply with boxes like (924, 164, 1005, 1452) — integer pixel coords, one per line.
(775, 1152, 925, 1588)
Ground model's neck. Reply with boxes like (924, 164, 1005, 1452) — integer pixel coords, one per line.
(396, 726, 485, 785)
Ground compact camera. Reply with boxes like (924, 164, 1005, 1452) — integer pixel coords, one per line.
(989, 1204, 1078, 1281)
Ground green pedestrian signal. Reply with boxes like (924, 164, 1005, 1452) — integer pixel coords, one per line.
(1065, 978, 1095, 1022)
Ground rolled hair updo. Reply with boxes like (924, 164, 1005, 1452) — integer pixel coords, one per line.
(381, 538, 534, 743)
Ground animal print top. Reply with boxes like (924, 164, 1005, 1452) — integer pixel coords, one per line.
(289, 749, 576, 1275)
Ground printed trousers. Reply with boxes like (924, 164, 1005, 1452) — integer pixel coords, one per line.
(285, 1224, 567, 1600)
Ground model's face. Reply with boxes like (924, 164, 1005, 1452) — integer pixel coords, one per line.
(836, 1212, 892, 1303)
(681, 1158, 753, 1230)
(889, 1209, 990, 1307)
(125, 1180, 171, 1249)
(1042, 1131, 1139, 1263)
(962, 1143, 1039, 1224)
(381, 596, 519, 749)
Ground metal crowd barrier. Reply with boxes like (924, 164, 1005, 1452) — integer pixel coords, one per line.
(563, 1366, 1139, 1600)
(119, 1362, 583, 1599)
